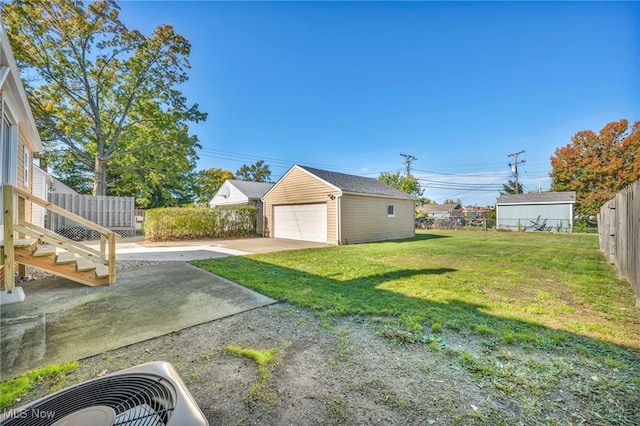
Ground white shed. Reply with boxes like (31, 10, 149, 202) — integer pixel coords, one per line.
(210, 180, 274, 235)
(496, 192, 576, 232)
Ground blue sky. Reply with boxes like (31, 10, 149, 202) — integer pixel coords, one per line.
(118, 1, 639, 206)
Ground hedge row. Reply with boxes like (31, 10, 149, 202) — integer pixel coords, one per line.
(144, 206, 258, 241)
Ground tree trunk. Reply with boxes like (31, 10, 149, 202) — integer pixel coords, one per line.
(93, 156, 108, 196)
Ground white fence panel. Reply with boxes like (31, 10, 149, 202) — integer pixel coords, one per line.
(47, 193, 135, 239)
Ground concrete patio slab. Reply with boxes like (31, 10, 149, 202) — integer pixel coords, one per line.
(0, 262, 276, 380)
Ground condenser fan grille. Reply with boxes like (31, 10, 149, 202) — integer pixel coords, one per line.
(2, 375, 176, 426)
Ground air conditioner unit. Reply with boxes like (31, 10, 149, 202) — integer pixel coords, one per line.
(0, 361, 208, 426)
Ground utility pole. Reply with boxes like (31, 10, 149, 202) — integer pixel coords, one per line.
(507, 150, 525, 194)
(400, 153, 417, 177)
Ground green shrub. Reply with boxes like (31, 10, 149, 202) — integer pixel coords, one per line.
(144, 206, 258, 241)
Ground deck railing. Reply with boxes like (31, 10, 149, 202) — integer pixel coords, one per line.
(2, 184, 119, 292)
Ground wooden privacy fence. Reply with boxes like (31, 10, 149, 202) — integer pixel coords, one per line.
(47, 193, 135, 240)
(598, 180, 639, 308)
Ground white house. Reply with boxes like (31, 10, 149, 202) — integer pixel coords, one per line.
(31, 165, 80, 228)
(210, 180, 274, 235)
(496, 192, 577, 232)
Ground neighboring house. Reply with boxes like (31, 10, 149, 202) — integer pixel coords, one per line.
(496, 192, 577, 232)
(31, 165, 53, 228)
(417, 203, 464, 218)
(262, 165, 415, 245)
(0, 19, 43, 236)
(32, 165, 80, 228)
(210, 179, 275, 236)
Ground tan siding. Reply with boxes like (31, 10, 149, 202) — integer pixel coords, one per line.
(340, 195, 414, 244)
(264, 167, 338, 244)
(17, 138, 33, 223)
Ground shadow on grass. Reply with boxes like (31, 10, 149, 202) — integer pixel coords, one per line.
(372, 232, 453, 244)
(192, 256, 639, 364)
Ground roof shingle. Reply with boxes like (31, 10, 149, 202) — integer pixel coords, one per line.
(228, 180, 274, 199)
(297, 165, 414, 199)
(496, 191, 576, 204)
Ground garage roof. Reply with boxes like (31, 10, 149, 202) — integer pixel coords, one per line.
(228, 180, 274, 200)
(497, 191, 576, 205)
(297, 165, 415, 199)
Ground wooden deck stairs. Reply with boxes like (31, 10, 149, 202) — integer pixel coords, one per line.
(2, 184, 118, 292)
(2, 238, 109, 286)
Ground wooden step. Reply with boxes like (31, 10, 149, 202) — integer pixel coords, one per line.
(14, 238, 37, 249)
(56, 251, 77, 264)
(33, 245, 56, 257)
(75, 258, 97, 272)
(95, 265, 109, 278)
(0, 238, 37, 249)
(13, 246, 110, 286)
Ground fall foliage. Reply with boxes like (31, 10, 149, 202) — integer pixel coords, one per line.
(550, 119, 640, 215)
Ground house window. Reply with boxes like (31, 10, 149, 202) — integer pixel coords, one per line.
(24, 150, 29, 185)
(387, 204, 395, 218)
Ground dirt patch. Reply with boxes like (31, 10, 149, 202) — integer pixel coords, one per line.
(8, 303, 638, 425)
(11, 303, 489, 425)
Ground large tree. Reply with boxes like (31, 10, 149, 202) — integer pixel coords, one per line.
(550, 119, 640, 215)
(2, 0, 206, 197)
(236, 160, 271, 183)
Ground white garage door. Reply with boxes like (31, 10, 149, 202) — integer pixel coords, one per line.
(273, 204, 327, 243)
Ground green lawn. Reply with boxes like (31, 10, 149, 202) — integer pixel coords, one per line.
(193, 230, 638, 350)
(193, 230, 640, 423)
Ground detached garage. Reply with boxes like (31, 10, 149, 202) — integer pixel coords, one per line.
(496, 191, 576, 232)
(263, 165, 415, 245)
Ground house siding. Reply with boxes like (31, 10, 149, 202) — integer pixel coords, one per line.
(263, 167, 338, 244)
(340, 194, 415, 244)
(209, 182, 248, 207)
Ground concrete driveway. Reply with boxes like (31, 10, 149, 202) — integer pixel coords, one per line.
(1, 237, 329, 379)
(87, 236, 331, 261)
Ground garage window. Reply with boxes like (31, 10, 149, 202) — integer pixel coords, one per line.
(387, 204, 395, 218)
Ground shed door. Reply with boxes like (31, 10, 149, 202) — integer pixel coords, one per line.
(273, 204, 327, 243)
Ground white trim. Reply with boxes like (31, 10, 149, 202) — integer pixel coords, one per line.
(23, 149, 29, 185)
(0, 21, 42, 151)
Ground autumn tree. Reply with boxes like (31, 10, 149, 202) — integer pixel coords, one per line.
(550, 119, 640, 215)
(2, 0, 206, 197)
(236, 160, 271, 183)
(193, 167, 235, 205)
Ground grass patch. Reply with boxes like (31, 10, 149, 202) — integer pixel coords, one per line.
(0, 362, 78, 410)
(225, 345, 278, 405)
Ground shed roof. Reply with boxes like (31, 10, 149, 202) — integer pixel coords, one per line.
(228, 180, 274, 200)
(497, 191, 576, 205)
(296, 165, 414, 199)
